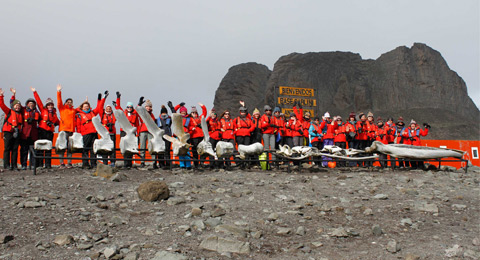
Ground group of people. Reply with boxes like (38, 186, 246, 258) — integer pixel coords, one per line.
(0, 86, 430, 171)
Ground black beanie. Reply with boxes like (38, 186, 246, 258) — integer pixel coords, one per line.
(161, 105, 168, 114)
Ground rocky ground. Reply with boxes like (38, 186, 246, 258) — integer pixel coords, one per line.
(0, 163, 479, 260)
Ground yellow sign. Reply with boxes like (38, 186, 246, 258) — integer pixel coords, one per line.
(278, 97, 316, 107)
(282, 108, 314, 117)
(279, 86, 314, 97)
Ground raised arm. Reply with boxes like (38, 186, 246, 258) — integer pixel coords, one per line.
(56, 84, 65, 110)
(32, 87, 45, 111)
(199, 102, 207, 118)
(0, 88, 12, 114)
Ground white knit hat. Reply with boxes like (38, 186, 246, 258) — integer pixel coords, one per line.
(324, 112, 330, 118)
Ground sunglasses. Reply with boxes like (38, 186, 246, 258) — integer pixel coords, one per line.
(266, 109, 272, 111)
(337, 119, 342, 121)
(224, 113, 230, 115)
(126, 106, 133, 108)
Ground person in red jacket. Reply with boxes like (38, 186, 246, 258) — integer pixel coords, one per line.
(364, 112, 377, 167)
(220, 110, 234, 169)
(137, 98, 156, 168)
(272, 107, 285, 149)
(187, 104, 207, 168)
(320, 112, 338, 167)
(293, 101, 311, 145)
(393, 117, 407, 168)
(403, 119, 430, 169)
(260, 105, 276, 153)
(374, 117, 388, 168)
(99, 103, 116, 167)
(76, 92, 106, 169)
(57, 84, 76, 168)
(283, 113, 295, 148)
(385, 117, 396, 144)
(250, 108, 262, 144)
(169, 102, 193, 169)
(114, 92, 139, 169)
(334, 116, 347, 167)
(156, 105, 173, 169)
(0, 88, 23, 170)
(206, 108, 221, 169)
(32, 88, 59, 169)
(234, 105, 255, 168)
(9, 88, 40, 170)
(355, 112, 369, 167)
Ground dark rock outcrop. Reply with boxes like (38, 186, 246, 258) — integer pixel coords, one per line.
(213, 62, 271, 114)
(213, 43, 479, 140)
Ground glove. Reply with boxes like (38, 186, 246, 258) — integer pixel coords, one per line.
(46, 121, 53, 127)
(104, 90, 109, 98)
(297, 102, 302, 109)
(358, 129, 363, 134)
(423, 123, 431, 129)
(167, 101, 173, 108)
(313, 130, 318, 134)
(97, 93, 102, 101)
(292, 101, 297, 107)
(106, 123, 113, 132)
(379, 134, 385, 139)
(179, 102, 185, 107)
(116, 91, 121, 98)
(138, 96, 145, 106)
(112, 101, 117, 107)
(387, 129, 393, 135)
(270, 123, 276, 127)
(27, 118, 35, 124)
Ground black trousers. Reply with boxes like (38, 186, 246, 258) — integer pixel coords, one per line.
(157, 138, 171, 167)
(189, 137, 203, 167)
(335, 142, 347, 167)
(3, 131, 20, 169)
(311, 141, 323, 165)
(36, 129, 54, 167)
(354, 140, 368, 167)
(221, 139, 235, 167)
(102, 134, 117, 165)
(82, 133, 97, 167)
(20, 137, 35, 167)
(208, 138, 219, 168)
(284, 137, 294, 148)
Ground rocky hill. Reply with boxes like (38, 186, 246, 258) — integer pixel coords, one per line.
(213, 43, 479, 140)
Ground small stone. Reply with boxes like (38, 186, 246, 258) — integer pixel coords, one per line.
(205, 217, 222, 227)
(151, 250, 187, 260)
(191, 220, 206, 231)
(311, 241, 323, 247)
(110, 173, 126, 182)
(167, 197, 186, 206)
(251, 231, 262, 239)
(451, 204, 467, 210)
(24, 201, 43, 208)
(215, 225, 247, 238)
(124, 252, 139, 260)
(267, 212, 279, 221)
(386, 240, 400, 253)
(373, 194, 388, 200)
(199, 236, 250, 254)
(191, 207, 202, 216)
(472, 237, 480, 246)
(277, 227, 292, 236)
(372, 225, 383, 236)
(363, 208, 373, 216)
(104, 246, 118, 259)
(93, 164, 115, 179)
(211, 207, 226, 217)
(330, 227, 348, 237)
(296, 226, 306, 236)
(401, 218, 413, 226)
(77, 243, 94, 250)
(464, 249, 480, 259)
(445, 244, 462, 257)
(110, 216, 124, 225)
(404, 253, 420, 260)
(53, 234, 73, 246)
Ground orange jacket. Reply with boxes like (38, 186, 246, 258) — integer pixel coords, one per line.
(0, 95, 23, 133)
(57, 91, 77, 132)
(320, 120, 338, 140)
(220, 117, 235, 140)
(366, 121, 377, 140)
(375, 126, 389, 144)
(188, 105, 207, 139)
(355, 120, 369, 140)
(34, 91, 59, 132)
(334, 123, 347, 143)
(260, 114, 275, 134)
(234, 116, 255, 137)
(206, 116, 222, 140)
(402, 126, 428, 146)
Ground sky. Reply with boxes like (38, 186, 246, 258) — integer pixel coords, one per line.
(0, 0, 478, 111)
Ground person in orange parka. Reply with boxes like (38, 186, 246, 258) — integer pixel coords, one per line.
(234, 105, 255, 168)
(374, 117, 388, 168)
(57, 84, 77, 168)
(260, 105, 276, 153)
(384, 117, 396, 144)
(32, 87, 59, 169)
(137, 98, 156, 168)
(402, 119, 430, 169)
(287, 112, 303, 147)
(219, 109, 235, 169)
(186, 103, 207, 168)
(271, 107, 285, 149)
(10, 87, 40, 170)
(114, 91, 140, 169)
(308, 117, 323, 166)
(75, 92, 106, 169)
(333, 116, 347, 167)
(364, 112, 377, 167)
(250, 108, 263, 144)
(0, 88, 23, 170)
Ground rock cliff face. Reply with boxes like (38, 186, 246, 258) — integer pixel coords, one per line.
(213, 43, 479, 140)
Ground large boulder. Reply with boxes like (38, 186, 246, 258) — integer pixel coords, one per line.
(137, 181, 170, 202)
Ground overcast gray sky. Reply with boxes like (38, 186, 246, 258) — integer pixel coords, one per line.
(1, 0, 478, 111)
